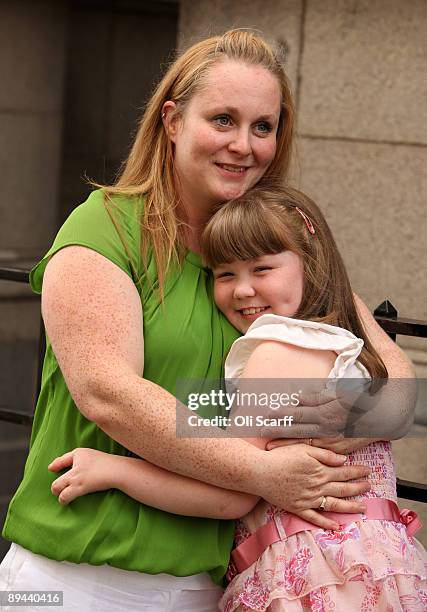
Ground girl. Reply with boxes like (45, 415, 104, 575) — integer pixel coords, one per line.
(203, 185, 427, 611)
(49, 186, 426, 610)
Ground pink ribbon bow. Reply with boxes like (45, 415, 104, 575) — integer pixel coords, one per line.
(399, 509, 422, 537)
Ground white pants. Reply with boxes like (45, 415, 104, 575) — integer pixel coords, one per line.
(0, 544, 223, 611)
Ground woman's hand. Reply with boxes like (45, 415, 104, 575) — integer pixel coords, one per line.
(259, 443, 370, 530)
(48, 448, 122, 505)
(266, 436, 381, 455)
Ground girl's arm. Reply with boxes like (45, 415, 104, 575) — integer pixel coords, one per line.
(235, 340, 369, 523)
(48, 448, 258, 519)
(41, 246, 371, 528)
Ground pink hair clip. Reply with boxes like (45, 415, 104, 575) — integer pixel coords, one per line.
(295, 207, 315, 235)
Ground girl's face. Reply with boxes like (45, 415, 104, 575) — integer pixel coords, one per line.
(213, 251, 304, 333)
(165, 59, 281, 213)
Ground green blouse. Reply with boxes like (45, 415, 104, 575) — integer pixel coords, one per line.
(2, 190, 241, 583)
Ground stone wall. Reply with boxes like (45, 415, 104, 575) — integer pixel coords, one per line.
(179, 0, 426, 321)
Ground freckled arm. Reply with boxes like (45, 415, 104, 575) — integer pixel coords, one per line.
(41, 246, 373, 523)
(42, 246, 265, 494)
(352, 294, 416, 437)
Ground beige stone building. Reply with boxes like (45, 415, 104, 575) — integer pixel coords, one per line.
(1, 0, 426, 556)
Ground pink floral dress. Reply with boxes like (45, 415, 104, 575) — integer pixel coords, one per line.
(221, 315, 427, 611)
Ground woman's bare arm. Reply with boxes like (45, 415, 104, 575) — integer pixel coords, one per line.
(354, 294, 415, 379)
(265, 297, 416, 454)
(41, 246, 372, 527)
(350, 294, 416, 437)
(42, 247, 262, 490)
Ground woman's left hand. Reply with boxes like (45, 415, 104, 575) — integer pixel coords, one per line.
(266, 436, 383, 455)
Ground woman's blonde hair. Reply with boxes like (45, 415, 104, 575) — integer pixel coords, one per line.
(97, 29, 294, 293)
(202, 185, 388, 379)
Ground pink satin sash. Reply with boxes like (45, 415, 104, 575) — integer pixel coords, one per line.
(231, 498, 421, 573)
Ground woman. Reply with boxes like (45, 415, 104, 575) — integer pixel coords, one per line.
(0, 30, 414, 611)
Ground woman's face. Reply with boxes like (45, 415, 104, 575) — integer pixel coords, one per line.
(165, 60, 282, 212)
(213, 251, 304, 333)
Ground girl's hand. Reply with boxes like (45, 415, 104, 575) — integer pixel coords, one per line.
(266, 436, 382, 455)
(48, 448, 121, 505)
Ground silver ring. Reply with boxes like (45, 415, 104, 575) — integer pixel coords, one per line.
(319, 496, 327, 511)
(308, 438, 313, 446)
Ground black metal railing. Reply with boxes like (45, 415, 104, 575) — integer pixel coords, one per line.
(0, 264, 44, 425)
(374, 300, 427, 341)
(0, 267, 426, 502)
(0, 267, 30, 284)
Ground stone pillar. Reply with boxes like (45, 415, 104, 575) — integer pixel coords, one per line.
(0, 0, 67, 560)
(0, 0, 67, 340)
(0, 0, 67, 259)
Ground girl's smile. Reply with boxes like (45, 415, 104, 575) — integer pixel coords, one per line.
(213, 251, 304, 333)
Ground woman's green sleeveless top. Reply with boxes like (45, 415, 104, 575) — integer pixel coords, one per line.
(2, 190, 240, 583)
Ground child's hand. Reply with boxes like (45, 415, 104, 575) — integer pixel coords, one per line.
(48, 448, 119, 505)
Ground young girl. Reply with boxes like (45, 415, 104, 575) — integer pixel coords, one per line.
(48, 186, 426, 611)
(201, 186, 427, 610)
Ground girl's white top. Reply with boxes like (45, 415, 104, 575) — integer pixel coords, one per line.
(224, 314, 396, 501)
(225, 314, 369, 381)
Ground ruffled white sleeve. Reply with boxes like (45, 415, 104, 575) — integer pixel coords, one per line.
(224, 314, 369, 381)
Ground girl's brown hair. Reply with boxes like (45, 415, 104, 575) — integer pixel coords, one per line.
(202, 185, 387, 379)
(95, 29, 294, 294)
